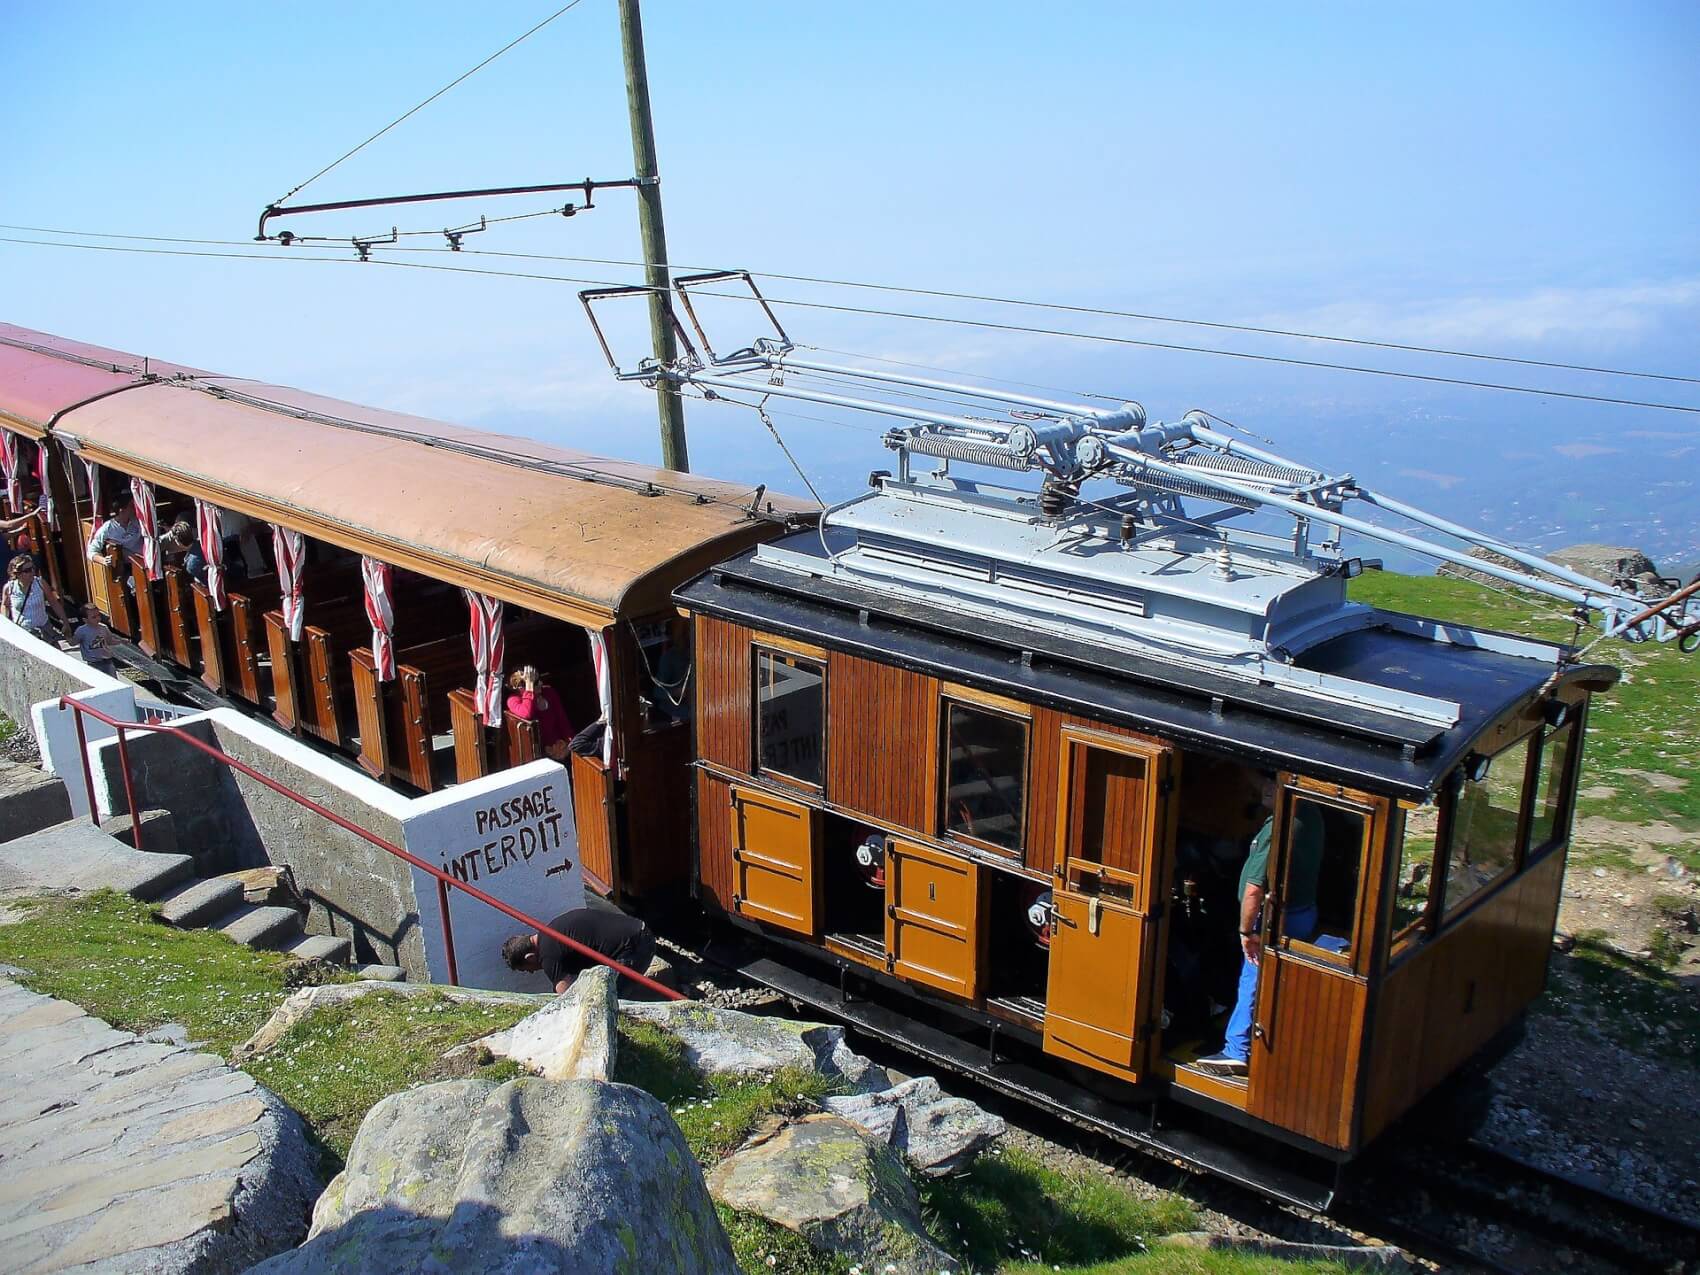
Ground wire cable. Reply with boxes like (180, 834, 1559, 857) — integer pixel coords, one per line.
(7, 233, 1699, 418)
(270, 0, 587, 206)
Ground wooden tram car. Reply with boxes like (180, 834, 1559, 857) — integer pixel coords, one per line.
(3, 316, 1677, 1205)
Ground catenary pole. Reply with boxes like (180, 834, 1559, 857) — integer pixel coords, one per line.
(617, 0, 689, 471)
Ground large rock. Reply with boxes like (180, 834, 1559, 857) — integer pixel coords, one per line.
(620, 1000, 888, 1091)
(1443, 544, 1666, 595)
(708, 1114, 957, 1274)
(0, 978, 320, 1274)
(234, 980, 546, 1060)
(469, 966, 617, 1080)
(252, 1076, 738, 1275)
(824, 1075, 1005, 1176)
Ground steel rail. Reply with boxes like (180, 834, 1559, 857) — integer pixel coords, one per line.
(56, 696, 683, 1001)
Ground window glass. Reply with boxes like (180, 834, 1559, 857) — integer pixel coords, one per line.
(1444, 734, 1532, 915)
(637, 619, 692, 732)
(756, 650, 824, 786)
(1282, 796, 1364, 960)
(1527, 720, 1578, 854)
(942, 701, 1027, 854)
(1390, 804, 1440, 950)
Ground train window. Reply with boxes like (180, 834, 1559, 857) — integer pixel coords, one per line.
(755, 649, 825, 788)
(635, 619, 692, 732)
(941, 700, 1028, 855)
(1278, 794, 1367, 965)
(1443, 732, 1533, 916)
(1526, 720, 1579, 857)
(1389, 804, 1440, 953)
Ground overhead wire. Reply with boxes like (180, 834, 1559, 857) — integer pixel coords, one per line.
(270, 0, 588, 206)
(5, 233, 1699, 418)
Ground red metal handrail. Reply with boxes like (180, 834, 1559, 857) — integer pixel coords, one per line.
(56, 695, 685, 1000)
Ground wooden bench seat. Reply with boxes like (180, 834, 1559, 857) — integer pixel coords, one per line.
(352, 636, 474, 791)
(127, 560, 168, 658)
(266, 600, 372, 742)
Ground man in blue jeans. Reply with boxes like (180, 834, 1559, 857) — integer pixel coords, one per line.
(1196, 774, 1322, 1078)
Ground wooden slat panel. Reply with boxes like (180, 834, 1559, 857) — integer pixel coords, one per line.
(623, 722, 695, 897)
(731, 784, 819, 937)
(827, 653, 937, 830)
(1361, 947, 1437, 1143)
(695, 616, 752, 773)
(128, 562, 165, 658)
(227, 584, 279, 704)
(1247, 957, 1365, 1148)
(164, 571, 198, 668)
(571, 751, 617, 895)
(1025, 707, 1064, 874)
(264, 612, 298, 731)
(303, 626, 346, 745)
(886, 838, 982, 1001)
(448, 689, 488, 784)
(696, 769, 737, 914)
(81, 523, 112, 616)
(506, 715, 540, 766)
(99, 549, 133, 638)
(395, 665, 435, 790)
(191, 583, 228, 692)
(1044, 891, 1151, 1082)
(349, 648, 387, 779)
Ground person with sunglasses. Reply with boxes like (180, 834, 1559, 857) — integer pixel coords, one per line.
(3, 553, 69, 643)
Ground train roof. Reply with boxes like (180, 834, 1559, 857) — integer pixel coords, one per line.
(677, 537, 1617, 803)
(0, 324, 812, 625)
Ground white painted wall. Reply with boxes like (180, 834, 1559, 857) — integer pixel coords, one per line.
(2, 619, 138, 817)
(404, 759, 585, 992)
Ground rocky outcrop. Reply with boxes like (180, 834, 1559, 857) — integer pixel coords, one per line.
(708, 1114, 958, 1274)
(620, 1000, 888, 1091)
(824, 1075, 1005, 1176)
(233, 980, 546, 1060)
(1442, 543, 1666, 595)
(0, 977, 320, 1274)
(461, 966, 618, 1080)
(251, 1076, 738, 1275)
(1157, 1231, 1413, 1270)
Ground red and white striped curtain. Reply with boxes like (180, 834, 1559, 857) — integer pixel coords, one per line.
(271, 525, 305, 641)
(361, 556, 395, 682)
(463, 590, 506, 727)
(81, 459, 105, 537)
(194, 500, 227, 610)
(130, 477, 161, 580)
(31, 442, 54, 526)
(0, 431, 20, 512)
(588, 628, 615, 766)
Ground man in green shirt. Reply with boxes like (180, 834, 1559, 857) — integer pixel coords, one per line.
(1197, 774, 1323, 1077)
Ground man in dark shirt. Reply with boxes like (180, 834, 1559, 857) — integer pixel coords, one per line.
(501, 908, 655, 993)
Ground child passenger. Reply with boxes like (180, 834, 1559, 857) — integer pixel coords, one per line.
(74, 604, 118, 677)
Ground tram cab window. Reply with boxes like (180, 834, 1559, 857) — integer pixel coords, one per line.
(1278, 795, 1367, 964)
(941, 699, 1028, 856)
(1389, 803, 1440, 954)
(1527, 720, 1578, 856)
(636, 619, 692, 732)
(1443, 733, 1533, 916)
(755, 649, 824, 787)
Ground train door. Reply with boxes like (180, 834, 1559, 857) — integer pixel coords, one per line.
(728, 784, 821, 937)
(1041, 729, 1176, 1084)
(1246, 776, 1385, 1148)
(885, 837, 984, 1000)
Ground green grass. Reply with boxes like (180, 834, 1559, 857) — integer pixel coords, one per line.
(0, 891, 299, 1055)
(244, 991, 534, 1168)
(1000, 1253, 1353, 1274)
(0, 711, 18, 747)
(1350, 572, 1699, 867)
(920, 1144, 1197, 1272)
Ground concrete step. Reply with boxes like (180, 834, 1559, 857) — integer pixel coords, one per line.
(0, 762, 71, 843)
(99, 809, 178, 858)
(0, 820, 194, 901)
(283, 932, 353, 965)
(353, 964, 407, 982)
(154, 876, 245, 929)
(215, 904, 303, 951)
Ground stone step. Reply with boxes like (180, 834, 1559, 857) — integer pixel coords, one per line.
(154, 876, 246, 929)
(283, 932, 353, 965)
(0, 820, 194, 901)
(99, 808, 179, 858)
(215, 904, 304, 951)
(353, 964, 408, 982)
(0, 761, 71, 843)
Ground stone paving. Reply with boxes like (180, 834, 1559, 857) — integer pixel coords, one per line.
(0, 975, 318, 1273)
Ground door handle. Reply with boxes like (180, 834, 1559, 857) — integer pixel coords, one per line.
(1088, 896, 1101, 936)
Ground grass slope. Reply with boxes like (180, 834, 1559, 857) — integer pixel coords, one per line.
(1350, 571, 1698, 868)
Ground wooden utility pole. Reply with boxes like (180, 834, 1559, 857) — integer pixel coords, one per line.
(618, 0, 689, 472)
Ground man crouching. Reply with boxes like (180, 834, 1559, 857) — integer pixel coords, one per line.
(502, 908, 656, 994)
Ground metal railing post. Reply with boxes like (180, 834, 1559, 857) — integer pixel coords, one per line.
(437, 876, 460, 986)
(71, 705, 98, 827)
(114, 725, 143, 851)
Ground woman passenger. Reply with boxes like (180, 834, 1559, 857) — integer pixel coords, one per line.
(507, 665, 574, 762)
(3, 553, 68, 642)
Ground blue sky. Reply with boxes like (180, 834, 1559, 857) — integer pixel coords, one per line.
(5, 2, 1698, 567)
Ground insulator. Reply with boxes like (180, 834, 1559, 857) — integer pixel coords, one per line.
(1039, 479, 1078, 517)
(900, 434, 1030, 471)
